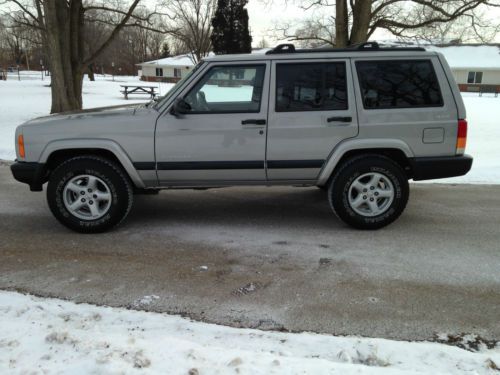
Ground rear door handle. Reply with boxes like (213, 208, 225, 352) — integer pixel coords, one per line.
(327, 116, 352, 123)
(242, 119, 266, 125)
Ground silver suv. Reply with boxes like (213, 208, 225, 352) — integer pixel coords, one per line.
(11, 42, 473, 233)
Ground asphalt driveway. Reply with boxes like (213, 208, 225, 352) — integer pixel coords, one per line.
(0, 164, 499, 342)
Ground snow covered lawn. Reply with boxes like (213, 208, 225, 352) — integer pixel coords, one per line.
(0, 291, 498, 374)
(0, 75, 173, 160)
(0, 76, 499, 183)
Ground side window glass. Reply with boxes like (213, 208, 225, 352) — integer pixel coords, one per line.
(356, 60, 443, 109)
(276, 62, 347, 112)
(184, 65, 265, 113)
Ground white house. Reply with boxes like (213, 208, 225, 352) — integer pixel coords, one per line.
(137, 54, 195, 83)
(426, 44, 500, 92)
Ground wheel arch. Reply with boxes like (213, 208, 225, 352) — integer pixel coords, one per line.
(317, 139, 414, 186)
(40, 140, 146, 188)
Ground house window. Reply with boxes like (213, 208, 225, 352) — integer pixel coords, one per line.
(155, 68, 163, 77)
(174, 68, 182, 78)
(467, 71, 483, 84)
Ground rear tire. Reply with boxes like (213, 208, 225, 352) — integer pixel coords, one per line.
(328, 154, 409, 230)
(47, 156, 133, 233)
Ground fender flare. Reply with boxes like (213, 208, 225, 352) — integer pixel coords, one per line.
(39, 138, 146, 188)
(317, 138, 414, 185)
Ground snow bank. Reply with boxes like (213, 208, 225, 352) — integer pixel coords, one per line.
(0, 291, 499, 374)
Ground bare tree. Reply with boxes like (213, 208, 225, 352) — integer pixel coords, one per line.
(1, 0, 167, 113)
(272, 0, 500, 47)
(164, 0, 216, 63)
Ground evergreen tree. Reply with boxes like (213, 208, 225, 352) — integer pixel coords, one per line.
(160, 42, 171, 59)
(211, 0, 252, 54)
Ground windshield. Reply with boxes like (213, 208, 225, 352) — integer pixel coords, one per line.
(153, 61, 205, 110)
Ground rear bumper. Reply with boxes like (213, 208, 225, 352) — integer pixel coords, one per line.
(409, 155, 473, 181)
(10, 161, 46, 191)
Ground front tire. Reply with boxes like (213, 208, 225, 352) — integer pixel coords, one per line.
(47, 156, 133, 233)
(328, 155, 409, 230)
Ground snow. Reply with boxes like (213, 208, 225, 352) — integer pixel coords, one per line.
(0, 75, 499, 183)
(1, 291, 499, 374)
(139, 53, 196, 67)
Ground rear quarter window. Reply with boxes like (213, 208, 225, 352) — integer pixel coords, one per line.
(356, 60, 443, 109)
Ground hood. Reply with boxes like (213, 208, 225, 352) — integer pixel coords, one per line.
(25, 103, 143, 125)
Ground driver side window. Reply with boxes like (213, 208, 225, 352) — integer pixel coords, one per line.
(184, 65, 266, 114)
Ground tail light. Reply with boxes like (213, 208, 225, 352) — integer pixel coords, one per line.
(18, 134, 25, 159)
(456, 119, 467, 155)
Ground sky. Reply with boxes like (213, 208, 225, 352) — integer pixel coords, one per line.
(245, 0, 500, 46)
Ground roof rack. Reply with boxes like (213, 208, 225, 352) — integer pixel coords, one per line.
(265, 42, 426, 55)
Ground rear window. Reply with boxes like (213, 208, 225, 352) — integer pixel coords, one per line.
(356, 60, 443, 109)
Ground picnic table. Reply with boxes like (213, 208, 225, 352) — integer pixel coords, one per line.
(120, 85, 157, 100)
(479, 85, 499, 97)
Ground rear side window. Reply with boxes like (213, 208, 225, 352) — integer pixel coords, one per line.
(356, 60, 443, 109)
(276, 62, 347, 112)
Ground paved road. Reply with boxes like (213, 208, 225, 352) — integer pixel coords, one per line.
(0, 164, 499, 342)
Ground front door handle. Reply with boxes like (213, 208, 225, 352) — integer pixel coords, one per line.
(242, 119, 266, 125)
(327, 116, 352, 123)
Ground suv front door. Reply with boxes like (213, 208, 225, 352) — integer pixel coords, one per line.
(266, 59, 358, 180)
(155, 62, 270, 185)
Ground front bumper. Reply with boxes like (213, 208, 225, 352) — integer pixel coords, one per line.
(10, 161, 46, 191)
(409, 155, 473, 181)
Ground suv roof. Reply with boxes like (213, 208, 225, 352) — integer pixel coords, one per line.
(203, 42, 436, 63)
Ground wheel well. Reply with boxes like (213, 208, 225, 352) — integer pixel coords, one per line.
(45, 149, 128, 181)
(331, 148, 412, 180)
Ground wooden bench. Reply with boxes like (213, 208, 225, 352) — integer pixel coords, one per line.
(120, 85, 157, 100)
(479, 85, 499, 97)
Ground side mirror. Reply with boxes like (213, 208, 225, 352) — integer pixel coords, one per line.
(170, 98, 191, 116)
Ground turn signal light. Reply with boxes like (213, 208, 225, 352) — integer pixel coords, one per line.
(18, 134, 25, 159)
(456, 119, 467, 155)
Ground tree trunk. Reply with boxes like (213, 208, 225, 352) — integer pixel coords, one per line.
(350, 0, 372, 44)
(43, 0, 85, 113)
(335, 0, 349, 47)
(87, 63, 95, 81)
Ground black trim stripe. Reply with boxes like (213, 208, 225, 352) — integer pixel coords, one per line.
(134, 160, 325, 171)
(158, 161, 263, 170)
(134, 162, 156, 170)
(267, 160, 325, 169)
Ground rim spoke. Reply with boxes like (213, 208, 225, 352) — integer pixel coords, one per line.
(350, 195, 365, 208)
(88, 203, 101, 218)
(351, 180, 366, 193)
(69, 200, 85, 211)
(376, 189, 393, 198)
(367, 200, 380, 214)
(66, 182, 82, 194)
(367, 174, 380, 187)
(86, 176, 98, 190)
(95, 191, 111, 202)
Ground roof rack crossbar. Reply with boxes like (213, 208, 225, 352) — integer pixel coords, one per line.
(266, 42, 426, 54)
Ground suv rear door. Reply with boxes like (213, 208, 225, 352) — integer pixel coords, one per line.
(266, 58, 358, 180)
